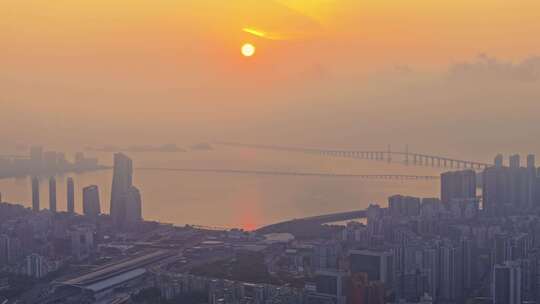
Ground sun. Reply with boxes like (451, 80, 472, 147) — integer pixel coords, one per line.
(241, 43, 256, 57)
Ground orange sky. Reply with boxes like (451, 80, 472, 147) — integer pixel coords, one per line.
(3, 0, 540, 69)
(1, 1, 540, 153)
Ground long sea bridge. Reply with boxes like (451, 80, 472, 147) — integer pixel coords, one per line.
(216, 142, 490, 170)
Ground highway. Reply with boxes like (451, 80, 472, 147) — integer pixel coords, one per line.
(57, 250, 174, 287)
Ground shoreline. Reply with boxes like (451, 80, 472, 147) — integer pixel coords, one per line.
(0, 166, 112, 180)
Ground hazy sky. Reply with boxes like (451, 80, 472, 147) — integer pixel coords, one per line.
(2, 0, 540, 158)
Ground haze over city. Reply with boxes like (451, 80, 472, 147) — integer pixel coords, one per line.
(1, 1, 540, 304)
(3, 1, 540, 155)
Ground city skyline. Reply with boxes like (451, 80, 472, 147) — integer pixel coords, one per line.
(3, 149, 540, 303)
(1, 1, 540, 303)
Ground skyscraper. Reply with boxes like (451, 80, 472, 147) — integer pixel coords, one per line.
(494, 154, 504, 168)
(388, 195, 420, 217)
(440, 170, 477, 204)
(314, 270, 349, 304)
(67, 177, 75, 214)
(493, 261, 521, 304)
(527, 154, 535, 169)
(31, 177, 40, 212)
(526, 155, 537, 208)
(507, 155, 531, 209)
(438, 242, 464, 303)
(83, 185, 101, 218)
(25, 253, 47, 279)
(349, 272, 385, 304)
(110, 153, 132, 225)
(509, 154, 520, 169)
(70, 227, 94, 261)
(0, 234, 11, 265)
(49, 177, 56, 213)
(481, 155, 534, 215)
(483, 166, 510, 216)
(110, 153, 142, 226)
(124, 186, 142, 224)
(349, 250, 393, 285)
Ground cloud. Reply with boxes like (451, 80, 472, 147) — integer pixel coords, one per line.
(240, 0, 324, 41)
(448, 54, 540, 82)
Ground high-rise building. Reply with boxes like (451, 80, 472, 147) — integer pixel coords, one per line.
(506, 155, 532, 209)
(448, 198, 479, 219)
(512, 172, 529, 208)
(25, 253, 48, 279)
(67, 177, 75, 214)
(494, 154, 504, 168)
(420, 198, 443, 218)
(460, 238, 475, 292)
(124, 186, 142, 224)
(526, 155, 537, 208)
(0, 234, 11, 265)
(314, 270, 349, 304)
(396, 270, 429, 302)
(422, 246, 439, 300)
(110, 153, 133, 225)
(349, 250, 393, 285)
(31, 177, 40, 212)
(49, 177, 56, 213)
(438, 242, 464, 303)
(349, 272, 385, 304)
(314, 241, 342, 270)
(537, 168, 540, 209)
(440, 170, 477, 204)
(493, 261, 521, 304)
(110, 153, 142, 227)
(389, 195, 420, 217)
(509, 154, 520, 169)
(70, 226, 94, 261)
(527, 155, 535, 169)
(483, 156, 523, 216)
(483, 168, 507, 215)
(83, 185, 101, 218)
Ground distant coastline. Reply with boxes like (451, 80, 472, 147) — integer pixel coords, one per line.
(86, 143, 214, 153)
(0, 165, 111, 180)
(86, 144, 186, 153)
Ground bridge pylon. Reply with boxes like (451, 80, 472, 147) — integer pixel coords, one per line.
(404, 144, 409, 165)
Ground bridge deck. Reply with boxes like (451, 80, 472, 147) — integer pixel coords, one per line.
(216, 142, 490, 169)
(136, 167, 438, 180)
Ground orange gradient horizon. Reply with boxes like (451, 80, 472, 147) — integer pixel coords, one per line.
(1, 0, 540, 151)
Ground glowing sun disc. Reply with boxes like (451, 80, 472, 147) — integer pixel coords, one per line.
(241, 43, 256, 57)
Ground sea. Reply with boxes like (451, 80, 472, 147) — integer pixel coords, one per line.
(0, 146, 440, 230)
